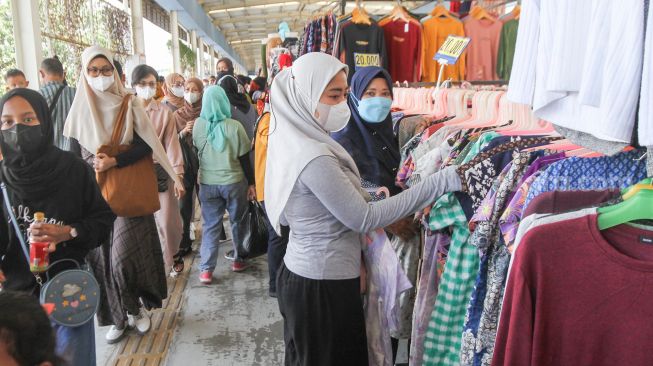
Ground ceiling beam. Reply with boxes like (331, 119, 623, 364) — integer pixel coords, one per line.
(213, 11, 308, 24)
(204, 0, 324, 12)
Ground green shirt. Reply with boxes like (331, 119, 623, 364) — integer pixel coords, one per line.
(496, 19, 519, 81)
(193, 117, 251, 185)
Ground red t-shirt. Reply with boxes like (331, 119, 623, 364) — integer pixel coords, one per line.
(494, 214, 653, 366)
(382, 20, 422, 82)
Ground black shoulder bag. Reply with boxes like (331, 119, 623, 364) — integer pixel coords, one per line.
(1, 183, 100, 327)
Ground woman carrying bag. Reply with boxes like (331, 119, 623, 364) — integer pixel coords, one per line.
(0, 88, 115, 365)
(64, 45, 185, 344)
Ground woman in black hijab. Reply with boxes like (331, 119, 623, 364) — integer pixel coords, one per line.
(0, 88, 115, 366)
(217, 72, 257, 140)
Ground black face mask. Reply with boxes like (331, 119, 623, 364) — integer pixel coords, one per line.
(216, 71, 232, 83)
(1, 124, 43, 155)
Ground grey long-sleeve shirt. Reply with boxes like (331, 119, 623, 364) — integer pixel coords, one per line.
(283, 156, 461, 280)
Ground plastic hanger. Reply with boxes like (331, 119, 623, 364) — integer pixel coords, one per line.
(511, 5, 521, 19)
(430, 4, 456, 20)
(597, 185, 653, 230)
(352, 1, 372, 25)
(621, 178, 653, 201)
(470, 5, 497, 22)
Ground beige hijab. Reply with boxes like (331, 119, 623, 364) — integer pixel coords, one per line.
(63, 45, 182, 187)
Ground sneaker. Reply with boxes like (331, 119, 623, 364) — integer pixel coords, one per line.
(105, 325, 126, 344)
(224, 250, 235, 261)
(128, 308, 151, 335)
(199, 271, 213, 284)
(232, 261, 250, 272)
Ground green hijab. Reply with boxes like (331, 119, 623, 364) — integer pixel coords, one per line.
(200, 86, 232, 151)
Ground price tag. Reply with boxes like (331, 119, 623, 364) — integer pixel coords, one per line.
(434, 35, 471, 65)
(354, 53, 381, 70)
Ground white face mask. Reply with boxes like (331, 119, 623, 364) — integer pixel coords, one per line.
(184, 92, 200, 105)
(315, 101, 350, 132)
(171, 86, 185, 98)
(88, 75, 114, 92)
(135, 86, 156, 101)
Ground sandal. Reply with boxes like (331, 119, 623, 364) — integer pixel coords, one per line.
(172, 256, 185, 274)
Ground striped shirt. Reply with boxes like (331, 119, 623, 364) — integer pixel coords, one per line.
(40, 81, 76, 151)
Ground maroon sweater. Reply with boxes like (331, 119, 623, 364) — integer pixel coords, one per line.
(493, 214, 653, 366)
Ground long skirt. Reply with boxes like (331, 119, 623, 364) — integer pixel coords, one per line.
(154, 179, 183, 270)
(81, 147, 168, 329)
(277, 264, 368, 366)
(89, 215, 167, 329)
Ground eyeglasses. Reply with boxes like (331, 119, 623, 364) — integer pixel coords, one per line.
(137, 81, 157, 88)
(87, 66, 114, 77)
(172, 82, 185, 88)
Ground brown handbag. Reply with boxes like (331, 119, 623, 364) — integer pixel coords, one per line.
(96, 95, 160, 217)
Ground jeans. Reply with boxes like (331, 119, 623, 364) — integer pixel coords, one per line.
(199, 181, 249, 272)
(54, 320, 96, 366)
(262, 202, 289, 293)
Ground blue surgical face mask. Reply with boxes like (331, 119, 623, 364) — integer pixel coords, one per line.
(355, 96, 392, 123)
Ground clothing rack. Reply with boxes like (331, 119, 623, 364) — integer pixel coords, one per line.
(395, 80, 508, 88)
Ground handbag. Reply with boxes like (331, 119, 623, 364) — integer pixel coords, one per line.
(1, 183, 100, 327)
(238, 201, 269, 259)
(154, 164, 169, 192)
(96, 95, 160, 217)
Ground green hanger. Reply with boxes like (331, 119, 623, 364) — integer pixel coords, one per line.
(597, 181, 653, 230)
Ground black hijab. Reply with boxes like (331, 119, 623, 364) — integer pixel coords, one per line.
(0, 88, 74, 199)
(217, 73, 251, 114)
(331, 67, 401, 195)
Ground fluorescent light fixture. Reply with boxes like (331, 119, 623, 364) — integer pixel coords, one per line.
(230, 38, 264, 44)
(209, 1, 300, 14)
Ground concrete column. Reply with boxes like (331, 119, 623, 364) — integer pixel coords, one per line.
(210, 48, 216, 76)
(170, 10, 181, 74)
(197, 40, 205, 78)
(10, 0, 42, 89)
(130, 0, 146, 62)
(190, 30, 197, 76)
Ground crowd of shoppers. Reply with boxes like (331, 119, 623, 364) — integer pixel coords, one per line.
(0, 43, 462, 366)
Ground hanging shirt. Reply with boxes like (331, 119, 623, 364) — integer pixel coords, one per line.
(338, 21, 389, 81)
(422, 16, 466, 82)
(463, 17, 502, 80)
(496, 19, 519, 80)
(524, 150, 648, 212)
(381, 19, 423, 82)
(494, 214, 653, 366)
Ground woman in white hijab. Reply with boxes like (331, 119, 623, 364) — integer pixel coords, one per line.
(265, 52, 462, 365)
(64, 45, 185, 344)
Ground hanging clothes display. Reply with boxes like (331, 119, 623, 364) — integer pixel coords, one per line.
(380, 18, 423, 82)
(508, 0, 652, 150)
(496, 19, 519, 80)
(384, 79, 646, 366)
(299, 13, 337, 56)
(421, 8, 466, 82)
(463, 10, 502, 81)
(281, 3, 651, 366)
(336, 6, 388, 82)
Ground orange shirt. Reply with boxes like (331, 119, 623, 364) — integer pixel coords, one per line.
(422, 16, 466, 82)
(254, 112, 270, 202)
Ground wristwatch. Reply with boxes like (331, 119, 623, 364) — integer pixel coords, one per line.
(69, 226, 79, 239)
